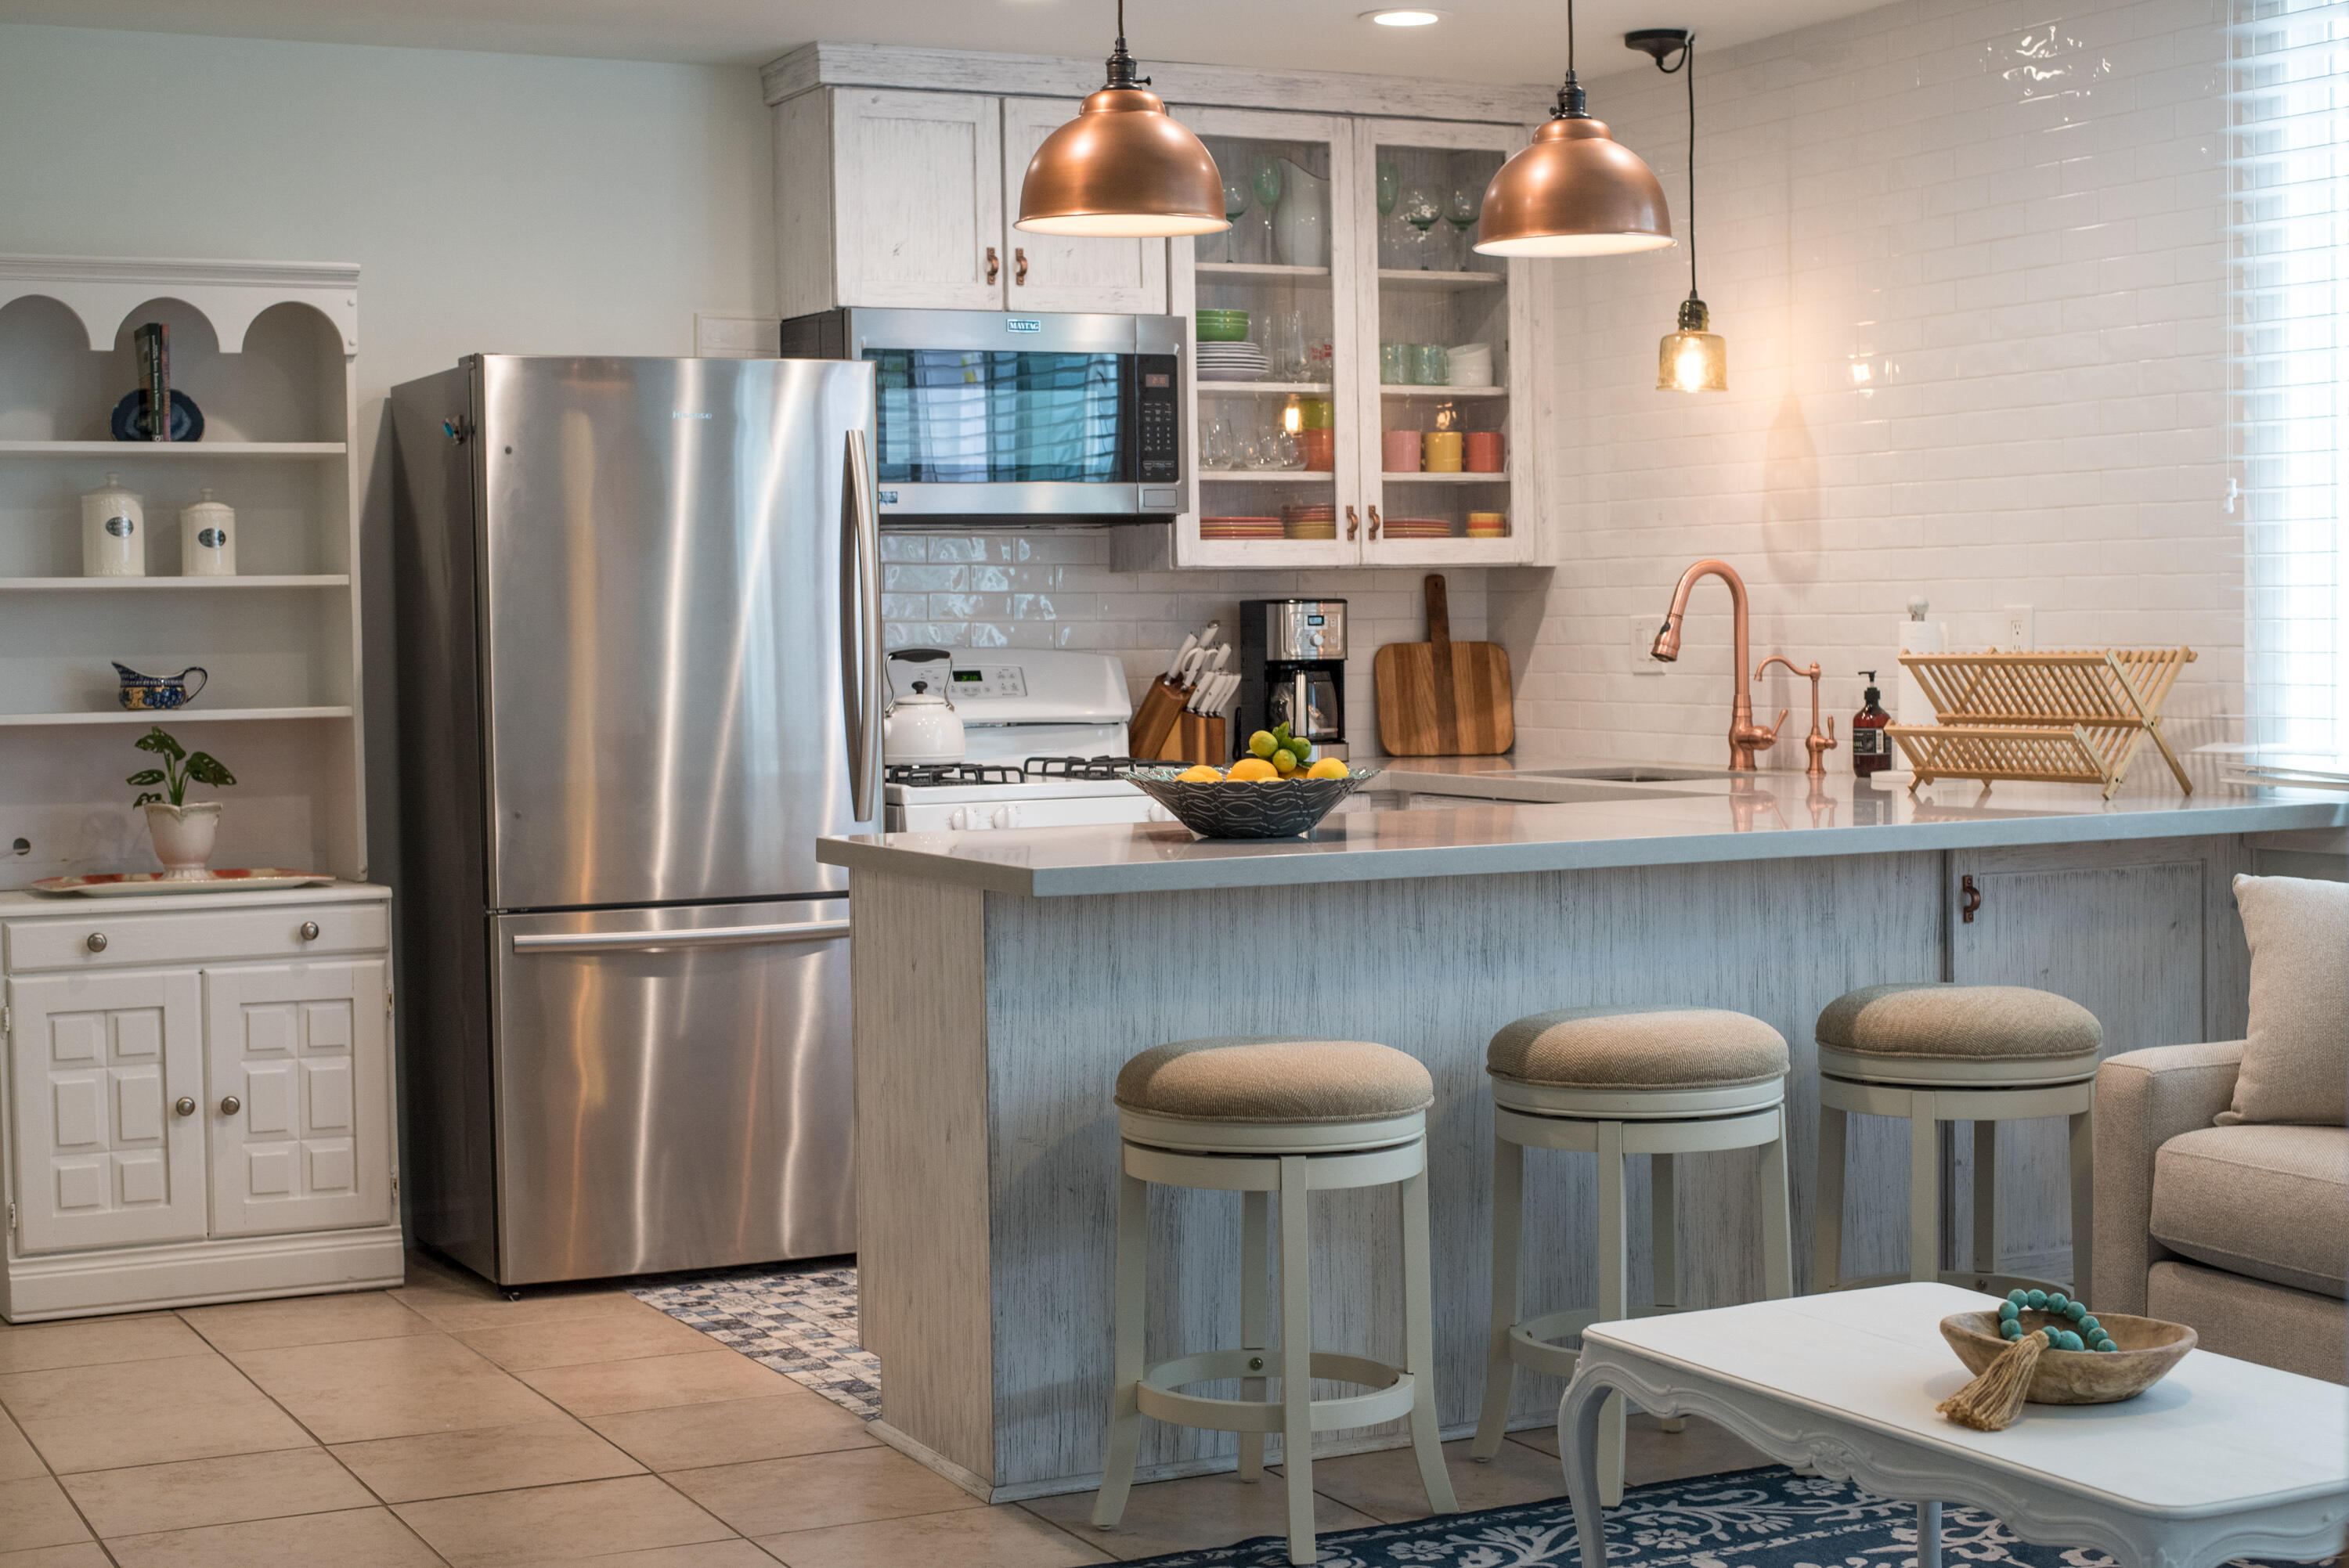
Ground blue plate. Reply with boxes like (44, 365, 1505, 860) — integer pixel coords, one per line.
(110, 388, 204, 443)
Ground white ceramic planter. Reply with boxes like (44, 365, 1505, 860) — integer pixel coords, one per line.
(144, 802, 222, 880)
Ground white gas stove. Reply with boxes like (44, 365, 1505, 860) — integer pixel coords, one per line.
(882, 651, 1173, 834)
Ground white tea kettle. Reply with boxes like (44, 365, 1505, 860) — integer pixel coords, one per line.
(882, 647, 965, 766)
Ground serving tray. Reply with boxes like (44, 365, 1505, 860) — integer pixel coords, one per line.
(30, 870, 334, 896)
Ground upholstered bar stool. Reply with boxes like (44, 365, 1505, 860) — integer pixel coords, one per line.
(1813, 982, 2102, 1303)
(1470, 1007, 1794, 1507)
(1094, 1036, 1457, 1567)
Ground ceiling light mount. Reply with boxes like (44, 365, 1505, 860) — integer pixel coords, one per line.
(1625, 27, 1691, 66)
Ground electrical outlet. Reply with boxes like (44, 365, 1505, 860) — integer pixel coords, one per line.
(2001, 605, 2034, 652)
(1629, 615, 1665, 675)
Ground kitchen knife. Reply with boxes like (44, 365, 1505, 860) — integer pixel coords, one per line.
(1165, 633, 1199, 680)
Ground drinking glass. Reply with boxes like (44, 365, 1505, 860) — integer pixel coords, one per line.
(1219, 180, 1250, 264)
(1375, 160, 1402, 269)
(1251, 155, 1285, 264)
(1445, 186, 1481, 269)
(1399, 186, 1442, 269)
(1276, 309, 1308, 380)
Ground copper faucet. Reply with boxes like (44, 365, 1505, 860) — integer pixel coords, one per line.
(1651, 560, 1781, 770)
(1755, 655, 1838, 777)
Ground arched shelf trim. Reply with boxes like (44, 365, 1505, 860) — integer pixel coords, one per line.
(0, 254, 359, 355)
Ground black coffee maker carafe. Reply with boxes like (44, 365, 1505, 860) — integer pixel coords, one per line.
(1239, 599, 1347, 760)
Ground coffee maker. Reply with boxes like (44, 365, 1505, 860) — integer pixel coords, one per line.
(1239, 599, 1348, 760)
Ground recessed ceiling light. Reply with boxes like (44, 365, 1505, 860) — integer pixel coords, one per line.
(1362, 9, 1446, 26)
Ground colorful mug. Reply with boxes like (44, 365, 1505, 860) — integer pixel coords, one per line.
(1300, 428, 1337, 471)
(1381, 430, 1423, 472)
(114, 662, 207, 710)
(1423, 431, 1464, 472)
(1465, 432, 1505, 472)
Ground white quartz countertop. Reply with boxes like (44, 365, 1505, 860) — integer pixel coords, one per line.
(817, 761, 2349, 898)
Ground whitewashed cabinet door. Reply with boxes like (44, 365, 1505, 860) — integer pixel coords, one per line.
(204, 960, 392, 1236)
(831, 88, 1007, 310)
(999, 97, 1169, 314)
(7, 969, 206, 1253)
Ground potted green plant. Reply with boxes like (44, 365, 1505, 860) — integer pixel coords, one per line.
(128, 726, 236, 880)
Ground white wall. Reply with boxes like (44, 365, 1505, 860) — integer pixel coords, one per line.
(1514, 0, 2235, 769)
(0, 21, 778, 871)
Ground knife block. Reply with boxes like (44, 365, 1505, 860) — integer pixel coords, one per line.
(1162, 713, 1228, 766)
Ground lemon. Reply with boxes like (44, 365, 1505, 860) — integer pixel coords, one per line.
(1228, 757, 1278, 782)
(1306, 758, 1351, 780)
(1272, 748, 1300, 775)
(1248, 730, 1278, 760)
(1175, 764, 1222, 783)
(1286, 735, 1312, 764)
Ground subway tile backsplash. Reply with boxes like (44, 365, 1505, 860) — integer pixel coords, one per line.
(879, 528, 1491, 758)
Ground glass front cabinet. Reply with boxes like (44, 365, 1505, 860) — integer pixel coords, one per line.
(1166, 110, 1544, 568)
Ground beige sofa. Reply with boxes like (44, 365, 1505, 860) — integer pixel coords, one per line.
(2095, 1039, 2347, 1382)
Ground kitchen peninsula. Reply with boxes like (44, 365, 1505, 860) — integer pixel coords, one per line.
(823, 770, 2346, 1504)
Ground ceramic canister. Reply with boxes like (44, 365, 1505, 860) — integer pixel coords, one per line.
(81, 472, 145, 577)
(180, 488, 236, 576)
(1423, 431, 1465, 472)
(1464, 431, 1505, 473)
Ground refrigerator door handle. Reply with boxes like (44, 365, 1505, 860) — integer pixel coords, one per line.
(511, 919, 852, 954)
(841, 427, 882, 823)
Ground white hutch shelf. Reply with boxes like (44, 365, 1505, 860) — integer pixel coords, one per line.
(0, 254, 369, 887)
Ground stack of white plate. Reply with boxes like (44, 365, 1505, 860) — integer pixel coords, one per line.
(1196, 342, 1270, 382)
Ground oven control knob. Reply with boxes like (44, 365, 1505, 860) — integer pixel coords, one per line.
(946, 807, 970, 831)
(990, 805, 1019, 830)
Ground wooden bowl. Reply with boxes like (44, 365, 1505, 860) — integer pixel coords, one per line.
(1940, 1310, 2196, 1405)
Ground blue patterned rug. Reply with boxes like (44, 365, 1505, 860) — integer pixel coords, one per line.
(1118, 1465, 2340, 1568)
(626, 1258, 880, 1419)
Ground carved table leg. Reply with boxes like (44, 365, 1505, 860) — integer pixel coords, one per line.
(1918, 1501, 1942, 1568)
(1560, 1372, 1612, 1568)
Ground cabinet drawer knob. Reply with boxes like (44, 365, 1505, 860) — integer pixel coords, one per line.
(220, 1095, 241, 1116)
(175, 1097, 196, 1117)
(299, 921, 321, 941)
(85, 932, 107, 953)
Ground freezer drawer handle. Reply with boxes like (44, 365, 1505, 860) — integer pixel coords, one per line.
(511, 919, 852, 954)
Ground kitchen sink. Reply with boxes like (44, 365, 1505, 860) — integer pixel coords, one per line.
(1508, 766, 1730, 783)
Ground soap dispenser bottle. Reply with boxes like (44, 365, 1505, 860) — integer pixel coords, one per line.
(1852, 672, 1890, 777)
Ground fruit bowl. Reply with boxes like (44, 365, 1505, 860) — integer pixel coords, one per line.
(1939, 1310, 2196, 1405)
(1124, 766, 1378, 839)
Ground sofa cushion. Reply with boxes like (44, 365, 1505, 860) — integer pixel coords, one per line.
(2150, 1123, 2347, 1299)
(2219, 874, 2347, 1126)
(2147, 1260, 2347, 1385)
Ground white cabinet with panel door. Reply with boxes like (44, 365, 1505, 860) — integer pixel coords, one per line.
(0, 885, 400, 1321)
(776, 87, 1171, 318)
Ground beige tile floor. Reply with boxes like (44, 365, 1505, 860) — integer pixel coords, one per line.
(0, 1253, 1766, 1566)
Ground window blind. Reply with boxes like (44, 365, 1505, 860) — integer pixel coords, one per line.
(2232, 0, 2349, 752)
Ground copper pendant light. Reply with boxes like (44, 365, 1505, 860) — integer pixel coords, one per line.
(1016, 0, 1228, 239)
(1476, 0, 1672, 258)
(1633, 29, 1726, 391)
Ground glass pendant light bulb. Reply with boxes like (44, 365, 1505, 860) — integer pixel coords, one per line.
(1658, 297, 1727, 392)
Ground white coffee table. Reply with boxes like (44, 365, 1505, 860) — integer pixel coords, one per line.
(1560, 1283, 2349, 1568)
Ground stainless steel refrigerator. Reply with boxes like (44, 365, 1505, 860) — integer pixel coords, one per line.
(388, 355, 880, 1286)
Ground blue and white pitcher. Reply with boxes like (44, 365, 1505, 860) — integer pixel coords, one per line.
(114, 662, 207, 711)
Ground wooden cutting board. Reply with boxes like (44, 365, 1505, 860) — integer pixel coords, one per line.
(1373, 574, 1514, 756)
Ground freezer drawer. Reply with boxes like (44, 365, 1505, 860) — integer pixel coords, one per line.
(490, 899, 853, 1284)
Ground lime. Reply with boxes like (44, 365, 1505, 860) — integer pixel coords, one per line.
(1248, 730, 1277, 759)
(1286, 736, 1312, 764)
(1272, 748, 1300, 774)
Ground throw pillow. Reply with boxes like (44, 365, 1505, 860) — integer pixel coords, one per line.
(2217, 874, 2348, 1126)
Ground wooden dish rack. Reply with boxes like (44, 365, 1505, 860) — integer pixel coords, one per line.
(1885, 648, 2197, 798)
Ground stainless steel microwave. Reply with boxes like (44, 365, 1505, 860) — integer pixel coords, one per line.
(778, 308, 1184, 521)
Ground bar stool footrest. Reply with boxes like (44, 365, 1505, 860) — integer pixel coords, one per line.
(1137, 1348, 1418, 1434)
(1506, 1308, 1600, 1377)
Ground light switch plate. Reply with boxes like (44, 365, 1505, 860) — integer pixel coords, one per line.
(1629, 615, 1665, 675)
(2001, 605, 2034, 652)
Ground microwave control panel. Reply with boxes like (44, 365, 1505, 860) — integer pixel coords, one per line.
(1137, 355, 1179, 484)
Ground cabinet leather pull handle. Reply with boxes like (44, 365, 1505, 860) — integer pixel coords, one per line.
(1369, 504, 1382, 540)
(1961, 874, 1982, 924)
(1344, 506, 1359, 540)
(985, 246, 1000, 283)
(220, 1095, 241, 1116)
(1015, 247, 1029, 285)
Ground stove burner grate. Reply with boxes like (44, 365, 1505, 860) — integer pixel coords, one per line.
(885, 762, 1026, 788)
(1024, 755, 1153, 781)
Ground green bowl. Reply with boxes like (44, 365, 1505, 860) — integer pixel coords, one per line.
(1196, 312, 1251, 342)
